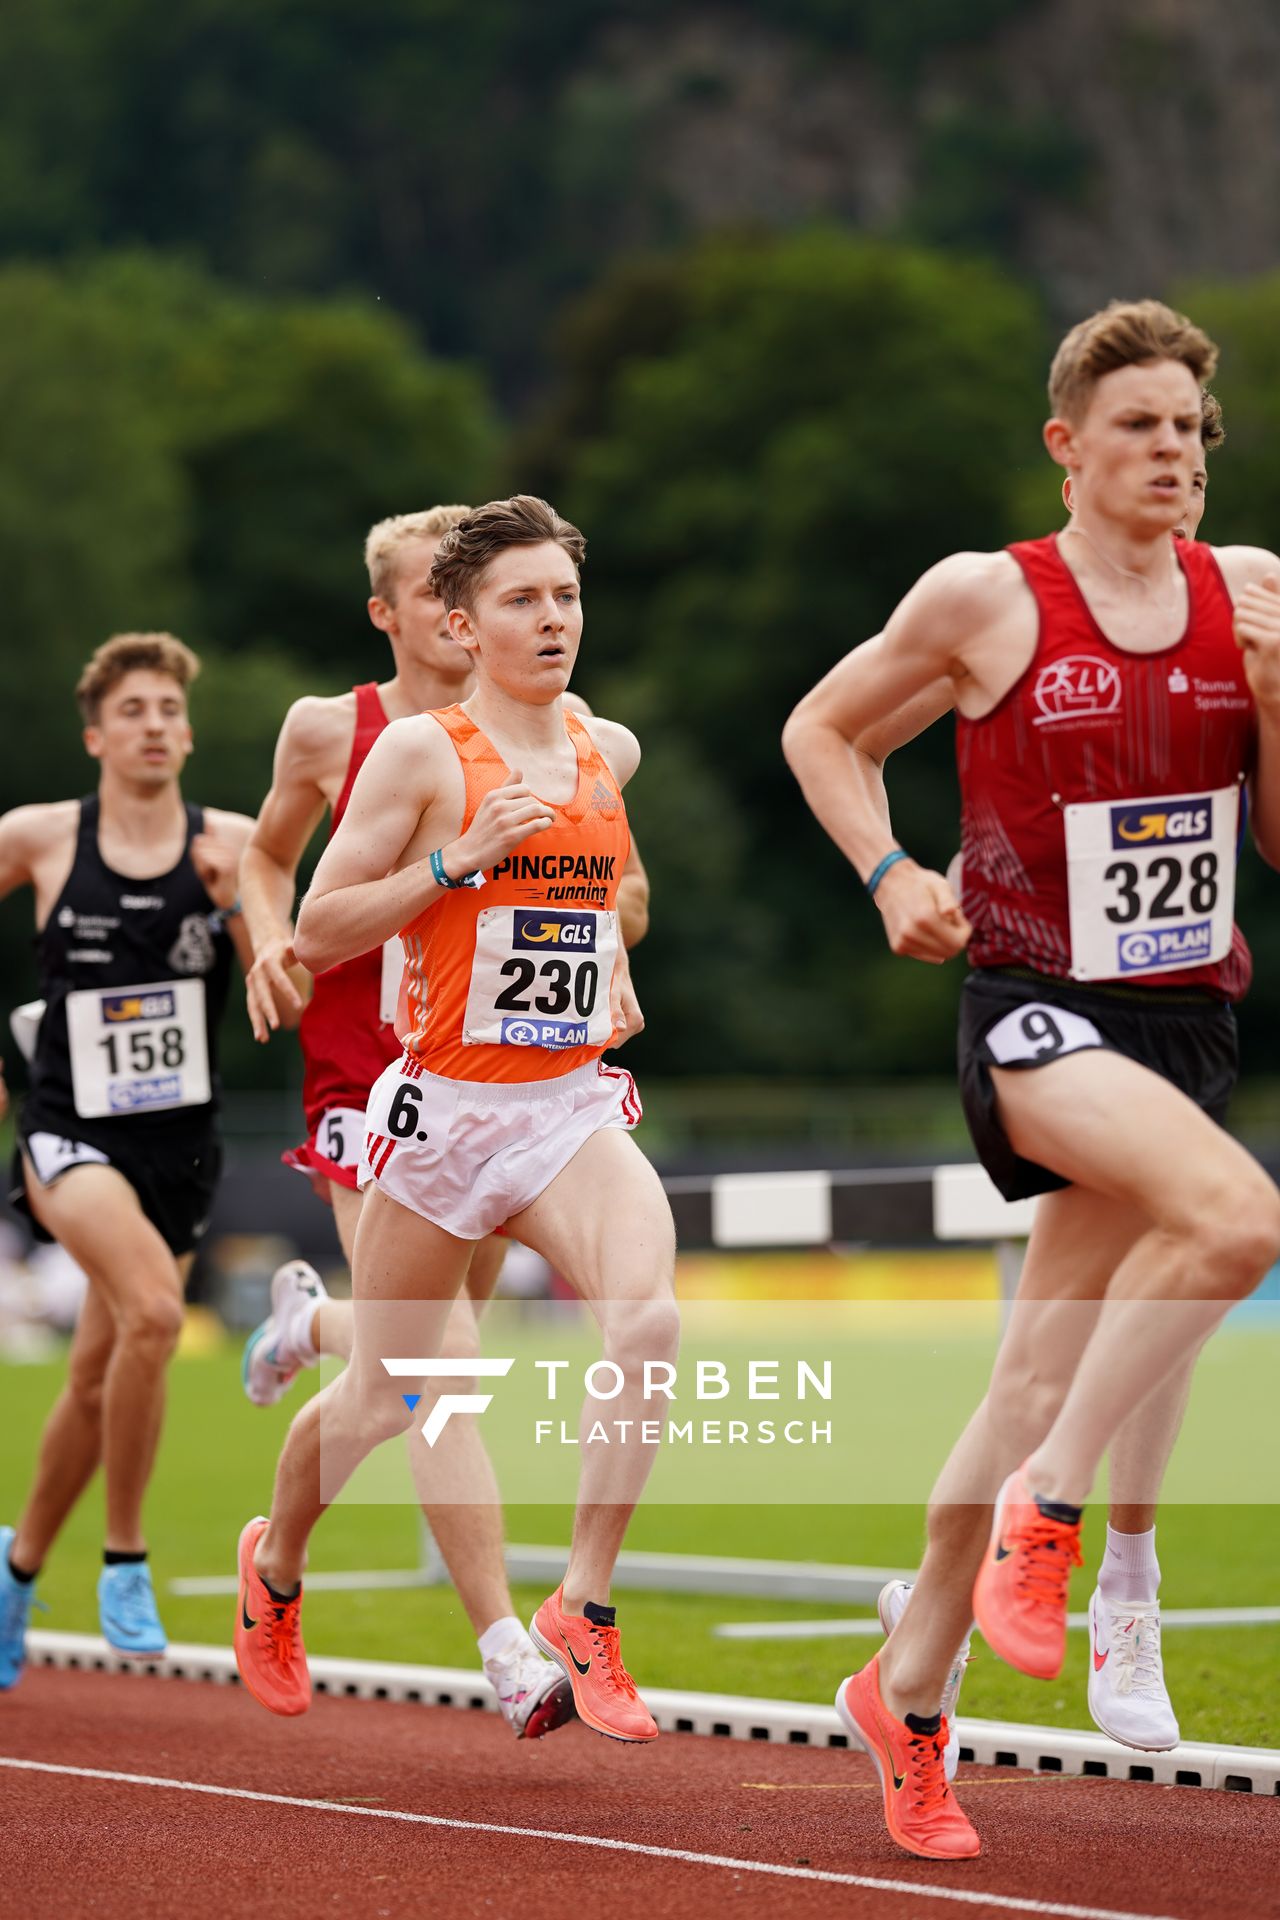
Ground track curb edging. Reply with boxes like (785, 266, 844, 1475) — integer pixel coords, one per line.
(24, 1630, 1280, 1795)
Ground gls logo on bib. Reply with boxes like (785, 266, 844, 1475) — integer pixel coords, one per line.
(1110, 798, 1212, 848)
(513, 911, 597, 951)
(102, 990, 177, 1023)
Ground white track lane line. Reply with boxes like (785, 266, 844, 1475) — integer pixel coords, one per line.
(0, 1755, 1183, 1920)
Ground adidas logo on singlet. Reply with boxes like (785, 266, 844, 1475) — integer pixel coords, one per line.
(588, 777, 618, 817)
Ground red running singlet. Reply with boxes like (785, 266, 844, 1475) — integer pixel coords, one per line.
(957, 534, 1255, 998)
(297, 682, 403, 1134)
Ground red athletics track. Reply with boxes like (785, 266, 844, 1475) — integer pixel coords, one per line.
(3, 1668, 1278, 1920)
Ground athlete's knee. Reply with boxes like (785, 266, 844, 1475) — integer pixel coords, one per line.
(602, 1294, 680, 1372)
(337, 1364, 420, 1444)
(1183, 1173, 1280, 1296)
(118, 1284, 185, 1355)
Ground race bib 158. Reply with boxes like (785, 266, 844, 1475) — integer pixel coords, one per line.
(65, 978, 210, 1117)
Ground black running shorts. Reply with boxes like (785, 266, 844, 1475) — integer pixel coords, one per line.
(12, 1108, 223, 1257)
(957, 966, 1238, 1203)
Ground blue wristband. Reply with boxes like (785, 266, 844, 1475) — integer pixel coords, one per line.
(866, 849, 910, 897)
(430, 847, 484, 890)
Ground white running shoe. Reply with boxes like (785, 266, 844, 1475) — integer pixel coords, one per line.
(241, 1261, 327, 1408)
(483, 1632, 576, 1740)
(877, 1579, 971, 1781)
(1087, 1589, 1179, 1751)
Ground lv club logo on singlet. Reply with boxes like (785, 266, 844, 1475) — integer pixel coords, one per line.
(1032, 656, 1122, 727)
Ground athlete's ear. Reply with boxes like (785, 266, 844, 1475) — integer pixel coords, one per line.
(447, 605, 479, 655)
(367, 595, 397, 639)
(1043, 414, 1077, 472)
(82, 725, 104, 764)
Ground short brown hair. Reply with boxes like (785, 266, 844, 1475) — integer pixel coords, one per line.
(1201, 388, 1225, 453)
(75, 633, 200, 726)
(430, 495, 586, 615)
(1049, 300, 1218, 423)
(364, 505, 472, 602)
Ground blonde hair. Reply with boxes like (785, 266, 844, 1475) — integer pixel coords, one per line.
(1049, 300, 1218, 424)
(430, 495, 586, 615)
(364, 505, 471, 602)
(75, 633, 200, 726)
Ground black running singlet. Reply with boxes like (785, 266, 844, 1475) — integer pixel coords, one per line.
(25, 796, 235, 1133)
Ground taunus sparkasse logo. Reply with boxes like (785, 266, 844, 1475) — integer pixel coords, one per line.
(382, 1355, 835, 1450)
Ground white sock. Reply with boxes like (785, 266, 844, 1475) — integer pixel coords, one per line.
(478, 1615, 525, 1662)
(1098, 1525, 1160, 1607)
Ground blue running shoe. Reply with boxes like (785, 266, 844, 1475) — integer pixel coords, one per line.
(0, 1526, 38, 1690)
(98, 1559, 167, 1657)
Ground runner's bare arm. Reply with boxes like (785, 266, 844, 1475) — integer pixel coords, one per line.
(575, 712, 648, 944)
(295, 717, 556, 973)
(0, 803, 76, 1120)
(0, 807, 40, 1123)
(616, 838, 650, 948)
(193, 809, 258, 976)
(1217, 549, 1280, 869)
(0, 805, 42, 901)
(566, 713, 646, 1033)
(578, 715, 642, 791)
(782, 556, 1005, 962)
(240, 698, 343, 1040)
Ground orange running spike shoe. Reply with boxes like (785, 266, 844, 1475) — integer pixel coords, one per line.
(835, 1658, 979, 1861)
(234, 1516, 311, 1717)
(530, 1587, 657, 1743)
(972, 1462, 1083, 1680)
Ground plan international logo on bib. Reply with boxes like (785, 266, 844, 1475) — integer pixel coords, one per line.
(1109, 798, 1212, 848)
(1116, 923, 1214, 972)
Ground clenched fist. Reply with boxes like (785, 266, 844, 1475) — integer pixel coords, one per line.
(1234, 573, 1280, 714)
(442, 767, 556, 878)
(874, 858, 971, 965)
(191, 831, 241, 913)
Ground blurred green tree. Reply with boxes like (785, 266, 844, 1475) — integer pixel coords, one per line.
(528, 230, 1047, 1075)
(0, 251, 497, 1088)
(1168, 275, 1280, 1074)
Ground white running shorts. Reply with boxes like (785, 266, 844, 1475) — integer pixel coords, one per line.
(358, 1053, 642, 1240)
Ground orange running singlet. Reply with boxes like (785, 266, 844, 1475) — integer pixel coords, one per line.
(398, 705, 631, 1083)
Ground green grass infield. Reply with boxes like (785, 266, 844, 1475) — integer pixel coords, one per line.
(1, 1348, 1276, 1748)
